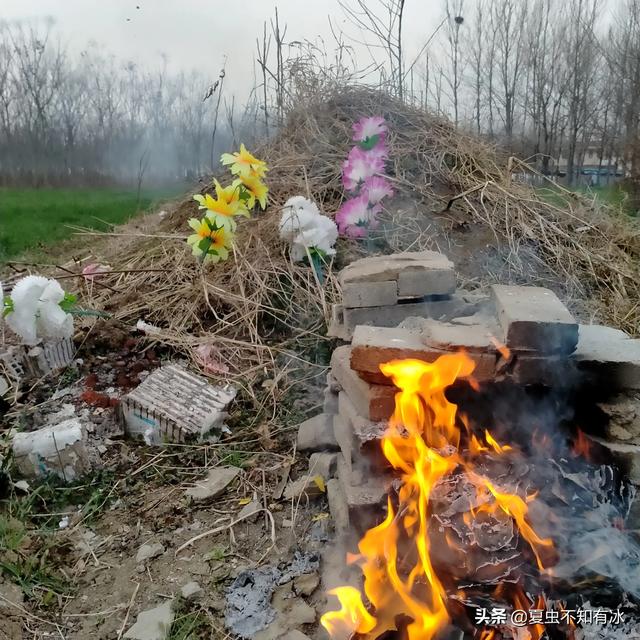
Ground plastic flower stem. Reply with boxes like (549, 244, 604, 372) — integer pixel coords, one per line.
(68, 309, 112, 318)
(311, 253, 324, 285)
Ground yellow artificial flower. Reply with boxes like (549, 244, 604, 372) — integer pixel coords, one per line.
(234, 175, 269, 210)
(193, 180, 250, 225)
(187, 216, 234, 263)
(221, 143, 267, 179)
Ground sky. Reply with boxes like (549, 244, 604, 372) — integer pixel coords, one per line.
(0, 0, 444, 98)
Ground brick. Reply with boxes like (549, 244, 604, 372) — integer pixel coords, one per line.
(590, 437, 640, 485)
(296, 413, 339, 452)
(339, 251, 454, 285)
(283, 475, 326, 500)
(330, 346, 397, 421)
(598, 394, 640, 444)
(330, 296, 479, 341)
(508, 354, 575, 387)
(574, 325, 640, 390)
(342, 280, 397, 308)
(327, 478, 350, 533)
(397, 267, 456, 298)
(121, 364, 236, 444)
(308, 452, 339, 479)
(350, 325, 496, 385)
(338, 391, 387, 446)
(491, 285, 578, 354)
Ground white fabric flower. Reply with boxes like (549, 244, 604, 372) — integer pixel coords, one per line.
(5, 276, 74, 345)
(279, 196, 338, 262)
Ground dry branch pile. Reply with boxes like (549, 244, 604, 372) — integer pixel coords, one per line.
(52, 87, 640, 398)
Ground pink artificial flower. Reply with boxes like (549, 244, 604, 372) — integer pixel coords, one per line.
(352, 116, 388, 143)
(335, 193, 382, 238)
(195, 344, 230, 375)
(342, 146, 385, 192)
(82, 263, 112, 281)
(362, 175, 394, 206)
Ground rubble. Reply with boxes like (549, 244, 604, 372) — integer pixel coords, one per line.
(283, 475, 326, 500)
(307, 452, 339, 479)
(124, 600, 175, 640)
(180, 581, 203, 601)
(121, 364, 236, 444)
(296, 413, 338, 452)
(136, 542, 165, 563)
(491, 284, 578, 354)
(185, 466, 241, 503)
(12, 418, 92, 481)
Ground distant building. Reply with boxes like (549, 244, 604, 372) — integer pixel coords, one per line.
(553, 143, 626, 186)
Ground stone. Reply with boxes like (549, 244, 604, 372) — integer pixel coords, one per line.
(136, 542, 165, 563)
(185, 466, 241, 502)
(308, 452, 339, 479)
(342, 280, 398, 308)
(180, 581, 203, 601)
(12, 418, 92, 482)
(121, 364, 236, 444)
(283, 476, 326, 501)
(350, 325, 496, 385)
(238, 499, 262, 520)
(574, 325, 640, 390)
(296, 413, 339, 452)
(330, 346, 397, 421)
(293, 572, 320, 597)
(491, 285, 578, 354)
(124, 600, 174, 640)
(328, 294, 480, 340)
(327, 478, 350, 533)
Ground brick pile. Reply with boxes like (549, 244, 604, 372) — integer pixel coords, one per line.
(292, 250, 640, 531)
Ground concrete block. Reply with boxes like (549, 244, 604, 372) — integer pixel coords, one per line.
(185, 466, 241, 502)
(342, 280, 398, 308)
(283, 475, 326, 501)
(591, 437, 640, 485)
(296, 413, 339, 452)
(508, 354, 576, 387)
(491, 285, 578, 354)
(574, 325, 640, 390)
(598, 394, 640, 444)
(330, 346, 397, 421)
(121, 364, 236, 444)
(397, 267, 456, 298)
(327, 478, 350, 533)
(350, 325, 496, 385)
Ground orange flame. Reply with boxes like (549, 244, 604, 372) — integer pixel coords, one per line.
(320, 352, 553, 639)
(490, 336, 511, 360)
(572, 428, 591, 460)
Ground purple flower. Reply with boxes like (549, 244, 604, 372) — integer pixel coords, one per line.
(362, 175, 394, 206)
(335, 193, 382, 239)
(342, 146, 385, 192)
(352, 116, 388, 143)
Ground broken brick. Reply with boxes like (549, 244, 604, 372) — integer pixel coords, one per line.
(296, 413, 339, 452)
(342, 280, 398, 308)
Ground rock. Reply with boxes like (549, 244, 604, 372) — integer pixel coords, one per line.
(342, 280, 398, 308)
(575, 325, 640, 390)
(136, 542, 165, 563)
(121, 364, 237, 444)
(185, 466, 241, 502)
(330, 346, 397, 421)
(296, 413, 338, 452)
(124, 600, 174, 640)
(491, 285, 578, 354)
(238, 499, 262, 520)
(308, 452, 339, 479)
(180, 581, 203, 601)
(293, 572, 320, 597)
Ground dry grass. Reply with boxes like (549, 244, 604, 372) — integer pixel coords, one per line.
(13, 86, 640, 411)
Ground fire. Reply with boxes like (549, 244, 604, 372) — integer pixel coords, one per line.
(320, 352, 554, 639)
(572, 428, 591, 460)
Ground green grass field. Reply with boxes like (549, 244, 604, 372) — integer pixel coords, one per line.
(537, 183, 632, 213)
(0, 186, 186, 261)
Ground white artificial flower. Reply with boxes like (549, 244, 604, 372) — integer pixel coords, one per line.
(5, 276, 74, 345)
(278, 196, 321, 241)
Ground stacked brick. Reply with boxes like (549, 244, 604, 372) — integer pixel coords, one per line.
(293, 250, 640, 532)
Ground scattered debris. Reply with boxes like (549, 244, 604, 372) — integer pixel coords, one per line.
(124, 600, 175, 640)
(136, 542, 165, 563)
(180, 581, 203, 601)
(185, 466, 241, 503)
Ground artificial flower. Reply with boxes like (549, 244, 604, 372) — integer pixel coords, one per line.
(4, 276, 74, 345)
(362, 175, 394, 206)
(220, 143, 267, 179)
(279, 196, 338, 262)
(82, 263, 112, 281)
(342, 146, 385, 191)
(352, 116, 388, 149)
(234, 174, 268, 210)
(336, 193, 382, 239)
(193, 180, 248, 227)
(278, 196, 322, 241)
(187, 215, 234, 263)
